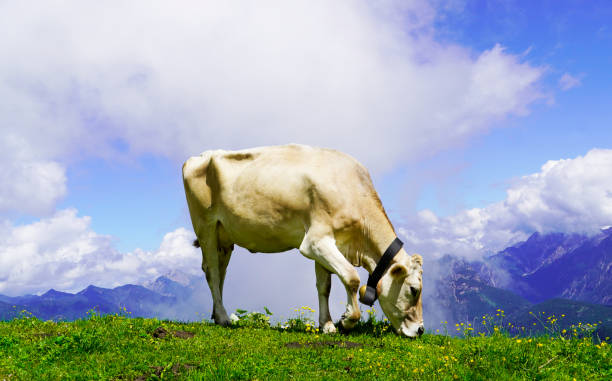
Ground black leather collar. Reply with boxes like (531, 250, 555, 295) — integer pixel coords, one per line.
(359, 237, 403, 306)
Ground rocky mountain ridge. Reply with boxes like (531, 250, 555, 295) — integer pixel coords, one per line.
(472, 229, 611, 305)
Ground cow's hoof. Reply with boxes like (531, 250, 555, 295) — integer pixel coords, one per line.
(214, 315, 231, 327)
(321, 321, 337, 334)
(336, 320, 351, 335)
(340, 317, 359, 331)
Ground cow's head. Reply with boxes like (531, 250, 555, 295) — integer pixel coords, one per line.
(376, 253, 423, 338)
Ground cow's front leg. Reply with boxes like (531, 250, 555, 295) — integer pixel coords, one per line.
(315, 262, 336, 334)
(300, 228, 361, 331)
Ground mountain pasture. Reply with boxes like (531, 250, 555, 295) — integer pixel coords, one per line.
(0, 310, 609, 380)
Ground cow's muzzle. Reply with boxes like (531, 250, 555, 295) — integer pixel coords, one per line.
(398, 322, 425, 338)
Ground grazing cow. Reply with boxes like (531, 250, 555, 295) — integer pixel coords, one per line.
(182, 144, 424, 337)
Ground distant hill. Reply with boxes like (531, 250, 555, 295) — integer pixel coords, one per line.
(0, 300, 21, 320)
(0, 284, 177, 321)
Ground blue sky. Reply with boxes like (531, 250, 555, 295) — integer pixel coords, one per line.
(386, 0, 612, 218)
(1, 0, 611, 311)
(413, 0, 612, 208)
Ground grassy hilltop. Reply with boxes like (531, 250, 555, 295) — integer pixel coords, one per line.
(0, 308, 610, 380)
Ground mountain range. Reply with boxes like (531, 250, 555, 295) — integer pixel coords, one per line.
(487, 229, 612, 304)
(1, 231, 610, 337)
(424, 228, 612, 338)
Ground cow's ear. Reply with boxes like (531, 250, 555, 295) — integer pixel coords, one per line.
(412, 254, 423, 267)
(389, 263, 408, 279)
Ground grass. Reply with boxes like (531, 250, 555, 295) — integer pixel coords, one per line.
(0, 307, 610, 380)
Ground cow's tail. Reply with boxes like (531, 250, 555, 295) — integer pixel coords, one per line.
(193, 239, 201, 248)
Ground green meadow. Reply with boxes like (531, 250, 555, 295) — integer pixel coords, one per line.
(0, 307, 610, 380)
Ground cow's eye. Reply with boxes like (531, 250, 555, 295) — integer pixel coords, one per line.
(410, 286, 419, 297)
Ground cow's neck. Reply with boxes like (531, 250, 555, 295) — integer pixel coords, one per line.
(361, 221, 402, 274)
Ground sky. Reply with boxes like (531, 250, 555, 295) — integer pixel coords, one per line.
(0, 0, 611, 319)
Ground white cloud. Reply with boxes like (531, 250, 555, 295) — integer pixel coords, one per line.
(399, 207, 530, 259)
(0, 132, 68, 217)
(0, 0, 545, 174)
(0, 209, 201, 296)
(399, 149, 612, 258)
(558, 72, 582, 91)
(0, 160, 67, 216)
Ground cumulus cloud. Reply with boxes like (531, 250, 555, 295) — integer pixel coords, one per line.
(558, 72, 582, 91)
(0, 0, 544, 174)
(399, 149, 612, 258)
(0, 133, 68, 217)
(0, 209, 200, 296)
(0, 160, 67, 216)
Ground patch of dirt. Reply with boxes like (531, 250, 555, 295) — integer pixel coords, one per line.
(152, 327, 168, 338)
(284, 340, 363, 349)
(173, 330, 195, 339)
(151, 327, 195, 339)
(133, 363, 196, 380)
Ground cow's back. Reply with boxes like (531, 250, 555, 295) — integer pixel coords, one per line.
(183, 144, 384, 252)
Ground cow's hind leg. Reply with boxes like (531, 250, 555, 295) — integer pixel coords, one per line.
(199, 226, 231, 326)
(210, 244, 233, 322)
(315, 262, 337, 334)
(216, 223, 234, 301)
(300, 227, 361, 331)
(217, 244, 233, 300)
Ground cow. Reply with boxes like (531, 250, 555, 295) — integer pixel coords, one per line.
(182, 144, 424, 337)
